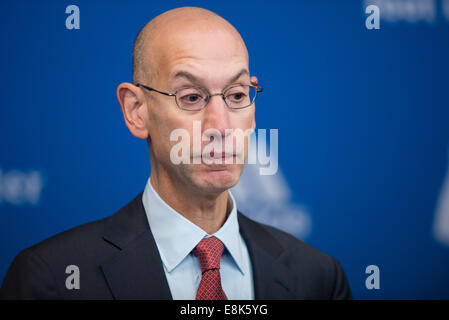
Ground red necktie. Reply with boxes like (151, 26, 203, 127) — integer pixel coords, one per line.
(193, 236, 228, 300)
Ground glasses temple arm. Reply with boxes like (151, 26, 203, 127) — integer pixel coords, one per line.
(135, 83, 175, 96)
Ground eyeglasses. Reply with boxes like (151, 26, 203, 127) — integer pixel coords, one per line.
(135, 82, 263, 111)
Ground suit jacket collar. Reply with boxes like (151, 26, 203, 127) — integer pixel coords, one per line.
(100, 192, 297, 300)
(100, 192, 172, 299)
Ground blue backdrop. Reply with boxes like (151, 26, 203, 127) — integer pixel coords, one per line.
(1, 0, 449, 299)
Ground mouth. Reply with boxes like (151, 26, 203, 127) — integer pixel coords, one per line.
(202, 152, 236, 166)
(208, 151, 235, 161)
(191, 152, 238, 165)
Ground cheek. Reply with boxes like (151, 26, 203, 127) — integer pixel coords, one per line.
(147, 106, 195, 158)
(147, 107, 174, 154)
(230, 108, 255, 129)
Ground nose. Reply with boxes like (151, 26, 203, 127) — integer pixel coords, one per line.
(201, 93, 232, 139)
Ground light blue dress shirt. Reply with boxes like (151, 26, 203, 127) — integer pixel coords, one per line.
(142, 178, 255, 300)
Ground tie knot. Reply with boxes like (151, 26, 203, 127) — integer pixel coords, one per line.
(193, 236, 225, 273)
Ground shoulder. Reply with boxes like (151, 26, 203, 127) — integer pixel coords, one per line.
(0, 215, 111, 299)
(1, 194, 143, 299)
(18, 192, 144, 263)
(4, 212, 113, 281)
(238, 211, 332, 263)
(26, 215, 110, 262)
(237, 212, 352, 299)
(264, 222, 332, 261)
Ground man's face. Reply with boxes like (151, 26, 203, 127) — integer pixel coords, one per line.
(144, 25, 255, 195)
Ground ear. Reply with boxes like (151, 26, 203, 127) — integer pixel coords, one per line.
(250, 75, 258, 133)
(250, 75, 258, 85)
(117, 82, 149, 140)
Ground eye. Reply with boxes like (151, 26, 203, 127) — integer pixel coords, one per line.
(228, 92, 246, 102)
(226, 87, 248, 103)
(177, 87, 207, 105)
(180, 94, 202, 104)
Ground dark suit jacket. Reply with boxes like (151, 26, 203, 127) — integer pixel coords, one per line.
(0, 192, 352, 300)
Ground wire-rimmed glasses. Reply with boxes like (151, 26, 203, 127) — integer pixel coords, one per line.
(135, 82, 263, 111)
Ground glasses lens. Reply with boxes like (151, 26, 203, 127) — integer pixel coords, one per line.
(225, 85, 256, 109)
(176, 87, 208, 110)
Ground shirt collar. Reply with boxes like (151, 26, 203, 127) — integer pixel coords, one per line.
(142, 177, 246, 275)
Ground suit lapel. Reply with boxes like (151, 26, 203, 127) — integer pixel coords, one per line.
(238, 212, 298, 299)
(100, 192, 172, 300)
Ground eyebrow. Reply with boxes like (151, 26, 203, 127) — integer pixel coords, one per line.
(171, 68, 250, 86)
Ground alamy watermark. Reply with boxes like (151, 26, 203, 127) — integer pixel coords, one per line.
(366, 5, 381, 29)
(364, 0, 449, 24)
(365, 264, 380, 290)
(65, 5, 80, 30)
(170, 121, 278, 175)
(65, 265, 80, 290)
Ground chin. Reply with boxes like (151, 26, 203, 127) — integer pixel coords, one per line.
(194, 165, 242, 194)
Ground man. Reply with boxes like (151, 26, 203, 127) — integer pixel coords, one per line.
(0, 7, 352, 300)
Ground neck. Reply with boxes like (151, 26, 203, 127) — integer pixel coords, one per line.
(149, 170, 230, 235)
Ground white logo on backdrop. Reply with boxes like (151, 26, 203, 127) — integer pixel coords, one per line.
(231, 136, 312, 239)
(433, 145, 449, 247)
(443, 0, 449, 20)
(0, 168, 44, 206)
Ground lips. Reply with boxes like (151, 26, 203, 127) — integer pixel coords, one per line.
(190, 151, 240, 164)
(208, 151, 235, 160)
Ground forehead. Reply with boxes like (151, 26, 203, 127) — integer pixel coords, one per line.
(154, 27, 249, 86)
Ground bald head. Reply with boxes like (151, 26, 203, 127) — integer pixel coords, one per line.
(132, 7, 249, 85)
